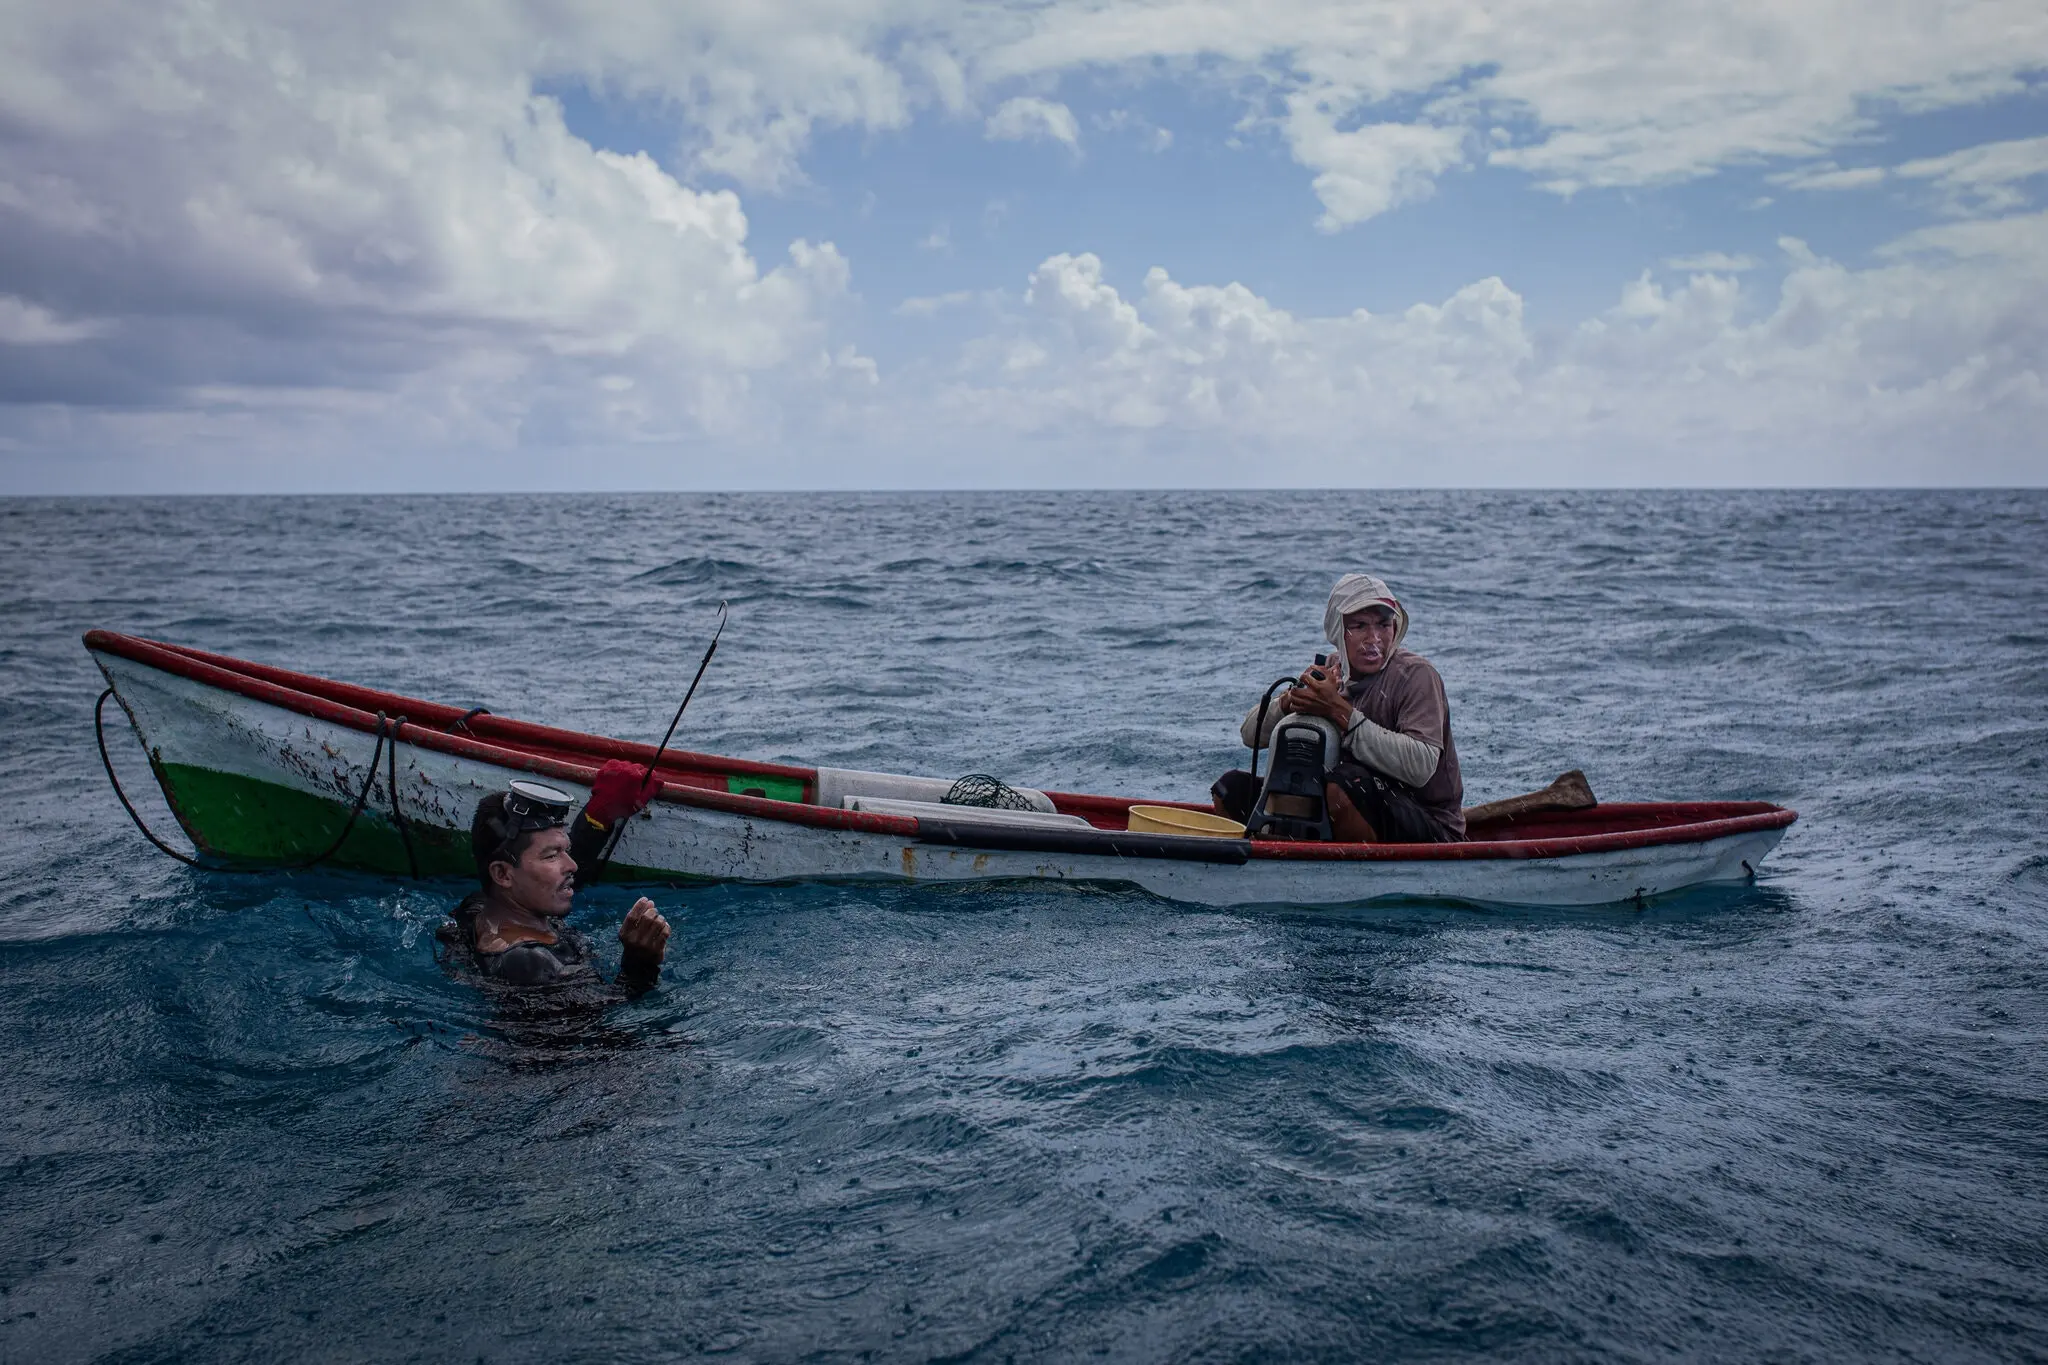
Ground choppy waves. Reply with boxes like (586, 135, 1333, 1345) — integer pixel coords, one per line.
(1, 489, 2045, 1361)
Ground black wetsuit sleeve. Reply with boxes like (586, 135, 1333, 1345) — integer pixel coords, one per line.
(615, 948, 662, 998)
(479, 942, 569, 986)
(568, 808, 617, 890)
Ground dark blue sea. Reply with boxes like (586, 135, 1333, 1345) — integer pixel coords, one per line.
(2, 490, 2044, 1363)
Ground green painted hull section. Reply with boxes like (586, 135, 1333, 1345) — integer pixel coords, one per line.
(154, 762, 706, 884)
(157, 762, 471, 876)
(726, 773, 806, 803)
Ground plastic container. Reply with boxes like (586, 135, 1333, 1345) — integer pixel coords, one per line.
(1125, 805, 1246, 839)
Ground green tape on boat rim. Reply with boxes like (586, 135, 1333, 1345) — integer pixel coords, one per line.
(726, 774, 806, 803)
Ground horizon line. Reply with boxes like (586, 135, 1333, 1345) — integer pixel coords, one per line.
(4, 484, 2046, 499)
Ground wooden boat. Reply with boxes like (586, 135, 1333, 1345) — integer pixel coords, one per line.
(85, 631, 1796, 909)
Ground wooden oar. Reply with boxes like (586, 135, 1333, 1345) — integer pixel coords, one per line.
(1462, 769, 1596, 828)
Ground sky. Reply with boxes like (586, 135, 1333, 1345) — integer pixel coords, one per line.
(1, 0, 2045, 492)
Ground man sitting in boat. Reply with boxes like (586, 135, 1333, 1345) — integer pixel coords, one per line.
(1213, 573, 1465, 843)
(438, 762, 671, 993)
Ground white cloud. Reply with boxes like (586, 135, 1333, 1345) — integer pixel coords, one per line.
(883, 220, 2048, 483)
(895, 290, 977, 316)
(1093, 108, 1172, 151)
(1282, 105, 1468, 228)
(1774, 164, 1891, 192)
(3, 0, 2045, 485)
(0, 0, 858, 451)
(1663, 253, 1758, 273)
(12, 0, 2026, 243)
(1878, 207, 2048, 262)
(959, 0, 2048, 225)
(1896, 134, 2048, 214)
(1774, 135, 2048, 217)
(985, 96, 1081, 147)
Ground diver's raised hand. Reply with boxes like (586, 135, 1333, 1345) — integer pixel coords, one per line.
(588, 759, 658, 827)
(618, 897, 670, 964)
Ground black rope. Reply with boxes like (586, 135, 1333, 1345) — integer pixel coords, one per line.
(452, 706, 489, 734)
(96, 687, 402, 875)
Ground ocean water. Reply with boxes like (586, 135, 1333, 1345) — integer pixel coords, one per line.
(1, 489, 2044, 1362)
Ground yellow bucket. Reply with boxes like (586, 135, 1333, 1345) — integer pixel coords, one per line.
(1126, 804, 1246, 839)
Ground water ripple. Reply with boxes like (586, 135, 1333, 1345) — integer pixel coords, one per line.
(1, 490, 2045, 1360)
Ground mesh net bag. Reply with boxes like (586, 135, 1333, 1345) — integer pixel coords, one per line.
(942, 774, 1035, 811)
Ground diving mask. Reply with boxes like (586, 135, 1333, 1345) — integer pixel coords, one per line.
(485, 778, 575, 860)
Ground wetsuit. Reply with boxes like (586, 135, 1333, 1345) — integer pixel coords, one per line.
(435, 806, 660, 999)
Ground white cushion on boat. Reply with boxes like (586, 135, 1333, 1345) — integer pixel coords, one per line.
(814, 766, 1056, 814)
(840, 795, 1090, 830)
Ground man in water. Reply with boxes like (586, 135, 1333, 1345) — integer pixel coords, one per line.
(439, 761, 672, 994)
(1213, 573, 1465, 843)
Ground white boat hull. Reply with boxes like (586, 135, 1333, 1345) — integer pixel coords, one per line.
(94, 647, 1786, 909)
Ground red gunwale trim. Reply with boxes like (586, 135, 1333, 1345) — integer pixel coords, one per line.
(1241, 799, 1796, 862)
(85, 630, 1797, 863)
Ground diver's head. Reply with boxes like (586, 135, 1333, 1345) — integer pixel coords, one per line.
(471, 780, 578, 914)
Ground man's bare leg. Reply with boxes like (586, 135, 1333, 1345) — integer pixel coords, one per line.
(1326, 781, 1378, 842)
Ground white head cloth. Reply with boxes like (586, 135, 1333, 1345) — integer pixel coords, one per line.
(1324, 573, 1411, 674)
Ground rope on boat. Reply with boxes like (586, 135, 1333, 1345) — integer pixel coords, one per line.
(95, 687, 415, 877)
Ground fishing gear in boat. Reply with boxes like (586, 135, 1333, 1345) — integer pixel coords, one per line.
(942, 774, 1037, 811)
(586, 600, 728, 883)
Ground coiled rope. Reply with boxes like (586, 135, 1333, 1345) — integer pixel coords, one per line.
(95, 686, 418, 876)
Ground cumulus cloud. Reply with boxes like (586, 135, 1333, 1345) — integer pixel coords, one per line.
(1283, 108, 1468, 229)
(0, 0, 862, 458)
(893, 224, 2047, 482)
(985, 96, 1081, 147)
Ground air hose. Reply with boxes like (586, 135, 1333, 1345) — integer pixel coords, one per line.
(1247, 676, 1300, 784)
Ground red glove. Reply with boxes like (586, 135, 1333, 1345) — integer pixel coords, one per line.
(587, 759, 656, 827)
